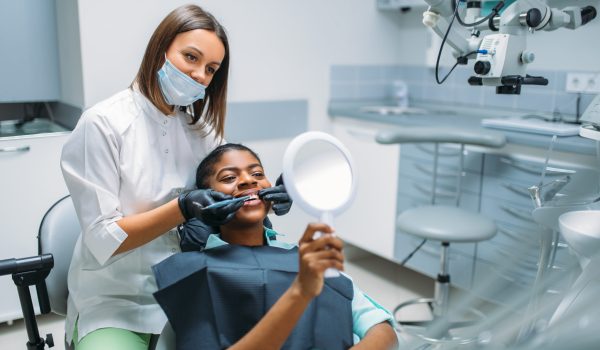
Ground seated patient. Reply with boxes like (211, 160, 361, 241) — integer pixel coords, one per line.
(153, 143, 398, 350)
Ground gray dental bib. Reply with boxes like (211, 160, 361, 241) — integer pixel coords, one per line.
(153, 244, 354, 350)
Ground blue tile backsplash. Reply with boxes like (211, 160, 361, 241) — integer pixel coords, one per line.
(330, 64, 598, 119)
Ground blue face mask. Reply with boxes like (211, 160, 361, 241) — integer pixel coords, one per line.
(157, 57, 206, 106)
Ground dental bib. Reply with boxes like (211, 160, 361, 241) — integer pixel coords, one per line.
(153, 244, 353, 350)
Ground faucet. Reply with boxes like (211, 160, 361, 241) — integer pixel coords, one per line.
(528, 176, 571, 208)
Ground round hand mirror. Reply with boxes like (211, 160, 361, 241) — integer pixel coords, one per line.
(282, 131, 357, 277)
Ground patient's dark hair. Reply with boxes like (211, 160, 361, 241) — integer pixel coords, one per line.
(196, 143, 263, 189)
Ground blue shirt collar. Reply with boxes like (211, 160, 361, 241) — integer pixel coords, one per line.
(204, 227, 295, 251)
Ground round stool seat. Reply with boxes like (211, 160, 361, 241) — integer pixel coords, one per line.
(397, 206, 497, 243)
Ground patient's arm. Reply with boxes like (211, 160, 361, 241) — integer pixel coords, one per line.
(229, 223, 343, 350)
(350, 322, 399, 350)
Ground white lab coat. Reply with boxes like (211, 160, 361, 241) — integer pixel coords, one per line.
(60, 88, 221, 342)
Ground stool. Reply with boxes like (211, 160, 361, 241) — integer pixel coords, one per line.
(376, 126, 506, 344)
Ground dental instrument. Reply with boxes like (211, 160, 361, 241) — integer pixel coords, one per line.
(193, 195, 252, 211)
(423, 0, 597, 94)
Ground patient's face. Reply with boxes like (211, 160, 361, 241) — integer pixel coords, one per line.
(208, 150, 272, 224)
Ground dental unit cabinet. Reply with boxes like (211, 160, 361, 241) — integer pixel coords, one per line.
(0, 120, 69, 323)
(330, 102, 599, 308)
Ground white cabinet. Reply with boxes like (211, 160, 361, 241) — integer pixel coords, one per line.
(332, 118, 400, 260)
(0, 132, 69, 323)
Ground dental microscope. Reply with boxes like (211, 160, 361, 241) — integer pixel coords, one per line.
(422, 0, 597, 94)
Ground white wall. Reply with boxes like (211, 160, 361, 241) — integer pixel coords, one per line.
(73, 0, 408, 130)
(67, 0, 600, 123)
(382, 0, 600, 70)
(56, 0, 84, 108)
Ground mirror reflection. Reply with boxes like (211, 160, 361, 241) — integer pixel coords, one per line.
(291, 139, 353, 212)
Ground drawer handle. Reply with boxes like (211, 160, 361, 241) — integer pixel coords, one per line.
(497, 226, 537, 246)
(416, 144, 461, 156)
(493, 246, 538, 267)
(414, 163, 458, 178)
(553, 242, 568, 249)
(499, 157, 576, 176)
(0, 145, 30, 153)
(501, 182, 530, 198)
(500, 205, 534, 223)
(415, 183, 457, 199)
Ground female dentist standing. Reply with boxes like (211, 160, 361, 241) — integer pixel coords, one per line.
(60, 5, 290, 349)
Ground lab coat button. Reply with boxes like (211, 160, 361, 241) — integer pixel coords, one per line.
(164, 149, 169, 154)
(162, 131, 166, 136)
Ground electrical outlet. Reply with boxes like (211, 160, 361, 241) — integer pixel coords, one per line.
(566, 72, 600, 93)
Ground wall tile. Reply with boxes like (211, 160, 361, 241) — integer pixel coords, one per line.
(329, 64, 596, 118)
(331, 65, 359, 82)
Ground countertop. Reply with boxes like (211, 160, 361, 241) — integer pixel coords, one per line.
(0, 118, 69, 140)
(328, 100, 598, 156)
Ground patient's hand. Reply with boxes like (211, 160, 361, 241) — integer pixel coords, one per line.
(293, 223, 344, 300)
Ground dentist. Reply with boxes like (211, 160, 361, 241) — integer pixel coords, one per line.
(60, 5, 290, 349)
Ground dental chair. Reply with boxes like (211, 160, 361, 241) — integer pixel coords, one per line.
(37, 195, 79, 350)
(376, 126, 506, 345)
(38, 196, 165, 349)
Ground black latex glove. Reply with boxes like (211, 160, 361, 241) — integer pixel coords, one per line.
(258, 174, 293, 216)
(178, 218, 218, 252)
(178, 189, 245, 226)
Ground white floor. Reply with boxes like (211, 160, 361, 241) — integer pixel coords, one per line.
(0, 244, 434, 349)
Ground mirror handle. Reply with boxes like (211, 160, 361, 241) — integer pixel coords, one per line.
(315, 212, 340, 278)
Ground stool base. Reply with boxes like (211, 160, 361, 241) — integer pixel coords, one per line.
(394, 297, 485, 346)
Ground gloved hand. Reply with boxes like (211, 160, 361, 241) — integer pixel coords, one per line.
(178, 218, 218, 252)
(178, 189, 245, 226)
(258, 174, 293, 216)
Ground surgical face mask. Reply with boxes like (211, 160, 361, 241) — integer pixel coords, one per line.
(157, 57, 206, 106)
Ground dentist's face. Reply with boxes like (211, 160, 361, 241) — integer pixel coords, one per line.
(165, 29, 225, 87)
(208, 150, 272, 224)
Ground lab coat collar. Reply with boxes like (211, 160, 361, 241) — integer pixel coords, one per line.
(130, 85, 183, 127)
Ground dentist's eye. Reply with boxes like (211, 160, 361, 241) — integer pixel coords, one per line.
(184, 53, 197, 62)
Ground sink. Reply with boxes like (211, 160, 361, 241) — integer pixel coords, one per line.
(360, 105, 458, 116)
(360, 106, 429, 116)
(559, 210, 600, 266)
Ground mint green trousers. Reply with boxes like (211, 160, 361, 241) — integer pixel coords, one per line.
(73, 324, 152, 350)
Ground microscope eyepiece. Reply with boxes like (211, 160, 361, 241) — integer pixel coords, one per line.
(581, 6, 597, 26)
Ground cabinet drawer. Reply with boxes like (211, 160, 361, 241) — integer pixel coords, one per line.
(397, 177, 480, 212)
(481, 176, 533, 204)
(477, 239, 539, 277)
(398, 157, 481, 194)
(401, 144, 483, 173)
(480, 197, 538, 229)
(0, 133, 69, 322)
(483, 154, 597, 187)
